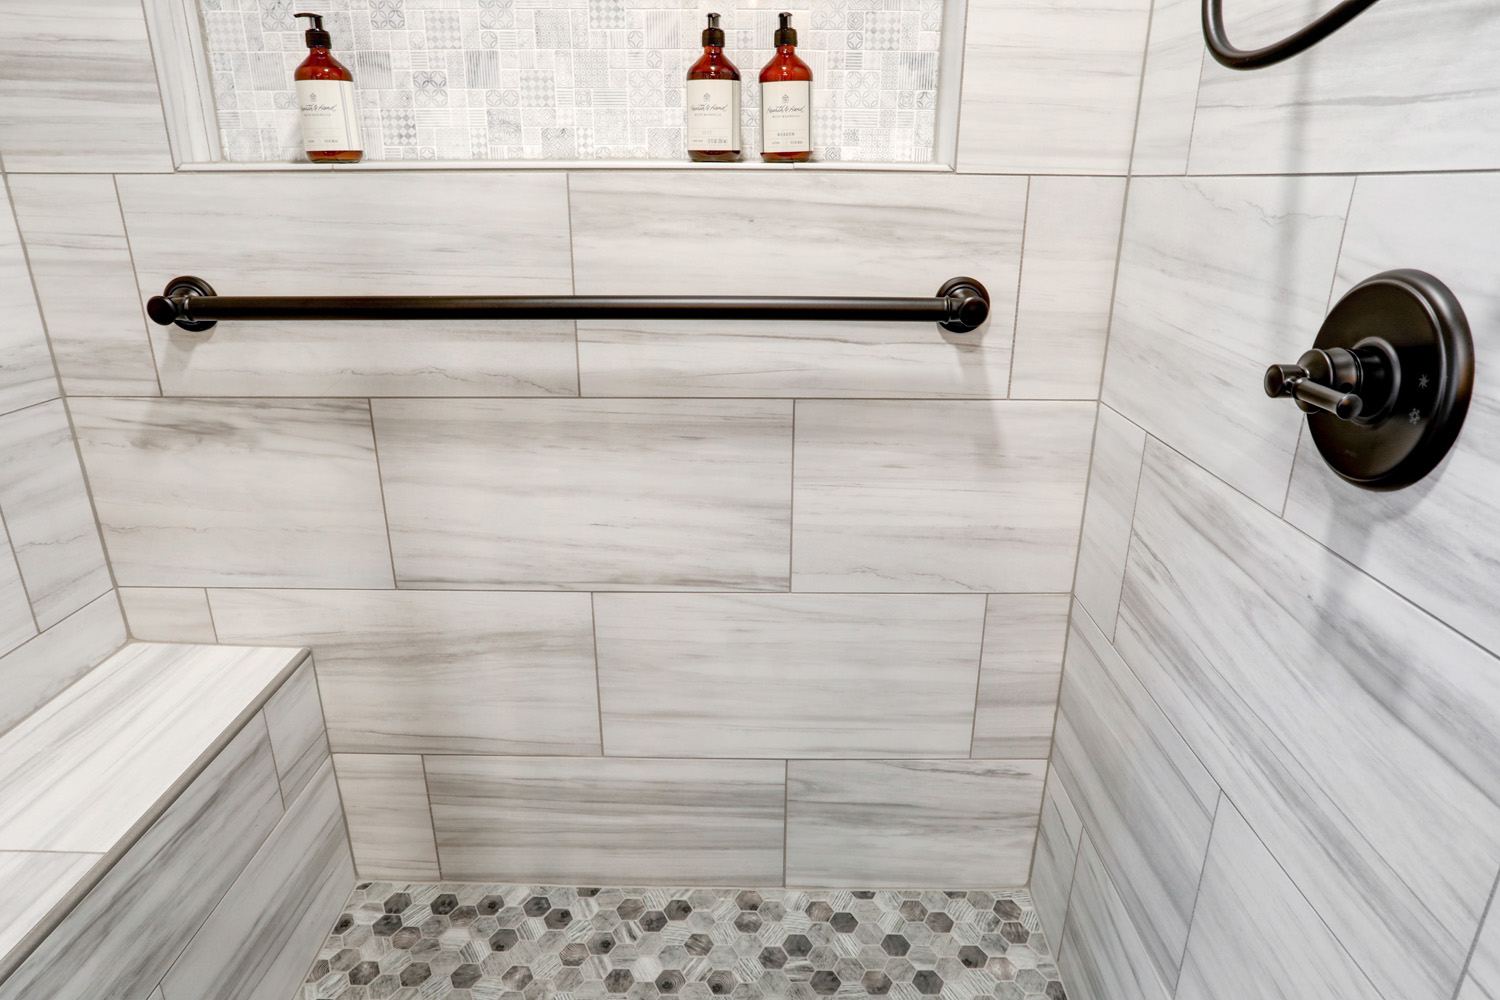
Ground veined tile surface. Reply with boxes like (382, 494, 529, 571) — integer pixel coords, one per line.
(1058, 839, 1170, 1000)
(263, 660, 331, 804)
(0, 593, 126, 739)
(1128, 0, 1199, 175)
(300, 883, 1068, 1000)
(115, 172, 577, 397)
(1071, 405, 1145, 638)
(0, 851, 101, 964)
(1028, 771, 1081, 948)
(792, 400, 1094, 592)
(198, 0, 942, 163)
(785, 760, 1046, 887)
(118, 587, 217, 643)
(71, 397, 393, 588)
(333, 753, 441, 882)
(594, 593, 985, 758)
(956, 0, 1151, 174)
(425, 757, 786, 884)
(374, 399, 792, 591)
(212, 589, 600, 755)
(571, 172, 1024, 399)
(0, 190, 59, 418)
(0, 529, 34, 663)
(1468, 892, 1500, 1000)
(970, 594, 1069, 758)
(0, 642, 304, 853)
(1117, 440, 1500, 1000)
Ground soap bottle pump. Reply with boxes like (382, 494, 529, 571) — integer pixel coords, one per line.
(758, 12, 812, 162)
(686, 13, 743, 162)
(293, 12, 363, 163)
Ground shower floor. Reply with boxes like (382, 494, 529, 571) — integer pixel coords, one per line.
(299, 883, 1068, 1000)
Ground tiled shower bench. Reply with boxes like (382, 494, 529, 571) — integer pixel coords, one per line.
(0, 641, 352, 1000)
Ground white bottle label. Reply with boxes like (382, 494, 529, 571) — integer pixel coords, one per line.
(687, 79, 741, 152)
(761, 80, 811, 153)
(296, 79, 362, 152)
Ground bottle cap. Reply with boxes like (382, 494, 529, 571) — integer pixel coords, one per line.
(295, 12, 332, 48)
(774, 12, 796, 47)
(702, 12, 725, 47)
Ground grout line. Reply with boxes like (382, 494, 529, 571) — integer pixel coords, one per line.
(967, 593, 990, 758)
(782, 759, 790, 888)
(112, 173, 167, 397)
(1452, 865, 1500, 1000)
(565, 172, 583, 398)
(787, 400, 797, 589)
(1006, 176, 1031, 399)
(201, 587, 222, 643)
(363, 400, 401, 589)
(419, 753, 444, 881)
(1168, 789, 1222, 993)
(0, 507, 41, 633)
(261, 710, 289, 811)
(591, 592, 606, 755)
(1107, 408, 1150, 642)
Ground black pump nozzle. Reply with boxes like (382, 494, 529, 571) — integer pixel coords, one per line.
(702, 12, 725, 48)
(774, 11, 796, 47)
(295, 12, 331, 48)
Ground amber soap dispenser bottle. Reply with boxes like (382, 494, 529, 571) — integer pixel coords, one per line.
(293, 12, 362, 163)
(686, 13, 742, 161)
(758, 12, 812, 162)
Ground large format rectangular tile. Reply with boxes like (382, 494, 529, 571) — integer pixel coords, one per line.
(570, 172, 1024, 399)
(0, 0, 172, 172)
(118, 588, 216, 643)
(792, 400, 1094, 592)
(1129, 0, 1201, 174)
(1010, 177, 1127, 399)
(595, 593, 985, 758)
(212, 589, 599, 755)
(0, 851, 101, 965)
(0, 401, 113, 629)
(1072, 405, 1146, 637)
(0, 593, 125, 738)
(71, 397, 392, 588)
(1175, 799, 1383, 1000)
(1286, 172, 1500, 656)
(116, 172, 576, 397)
(785, 759, 1045, 886)
(1053, 603, 1217, 989)
(1188, 0, 1500, 174)
(332, 753, 439, 881)
(160, 761, 353, 1000)
(1116, 440, 1500, 1000)
(970, 593, 1069, 758)
(1469, 892, 1500, 1000)
(1059, 838, 1172, 1000)
(8, 175, 160, 396)
(957, 0, 1152, 174)
(375, 399, 792, 590)
(0, 192, 56, 418)
(0, 720, 283, 1000)
(262, 660, 329, 804)
(426, 756, 786, 884)
(1101, 176, 1351, 509)
(1030, 769, 1082, 946)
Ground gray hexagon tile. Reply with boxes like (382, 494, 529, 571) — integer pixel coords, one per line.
(299, 884, 1068, 1000)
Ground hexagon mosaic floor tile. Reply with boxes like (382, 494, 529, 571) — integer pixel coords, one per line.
(299, 884, 1069, 1000)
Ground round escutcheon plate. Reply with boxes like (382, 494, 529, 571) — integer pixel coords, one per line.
(1307, 269, 1473, 490)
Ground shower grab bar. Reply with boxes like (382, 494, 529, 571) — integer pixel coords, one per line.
(1203, 0, 1381, 69)
(146, 275, 992, 334)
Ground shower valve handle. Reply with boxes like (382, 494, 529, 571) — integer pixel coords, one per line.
(1264, 347, 1372, 421)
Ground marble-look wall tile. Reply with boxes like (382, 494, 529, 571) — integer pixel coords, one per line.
(160, 761, 353, 1000)
(7, 175, 160, 396)
(971, 593, 1069, 758)
(0, 720, 283, 1000)
(595, 593, 985, 758)
(1174, 798, 1384, 1000)
(1053, 602, 1217, 989)
(119, 588, 216, 643)
(957, 0, 1152, 174)
(70, 397, 392, 588)
(1286, 172, 1500, 657)
(262, 661, 330, 804)
(211, 589, 599, 755)
(571, 173, 1024, 399)
(1101, 175, 1351, 509)
(0, 593, 125, 738)
(0, 193, 57, 419)
(1029, 769, 1082, 947)
(1462, 977, 1493, 1000)
(792, 400, 1095, 592)
(1468, 892, 1500, 1000)
(0, 527, 34, 661)
(0, 0, 172, 173)
(1010, 177, 1128, 399)
(375, 399, 792, 591)
(1116, 440, 1500, 1000)
(0, 401, 113, 629)
(115, 172, 577, 397)
(331, 753, 439, 881)
(1188, 0, 1500, 174)
(1059, 838, 1172, 1000)
(1129, 0, 1201, 174)
(426, 756, 786, 884)
(785, 759, 1045, 886)
(0, 850, 101, 963)
(1072, 405, 1146, 637)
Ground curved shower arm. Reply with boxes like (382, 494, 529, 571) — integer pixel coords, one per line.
(1203, 0, 1381, 69)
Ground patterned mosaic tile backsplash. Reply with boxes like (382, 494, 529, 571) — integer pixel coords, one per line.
(302, 883, 1069, 999)
(199, 0, 943, 163)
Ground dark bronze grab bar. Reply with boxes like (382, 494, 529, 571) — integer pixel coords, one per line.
(146, 276, 992, 334)
(1203, 0, 1381, 69)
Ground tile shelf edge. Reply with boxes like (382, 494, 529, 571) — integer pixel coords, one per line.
(173, 159, 956, 174)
